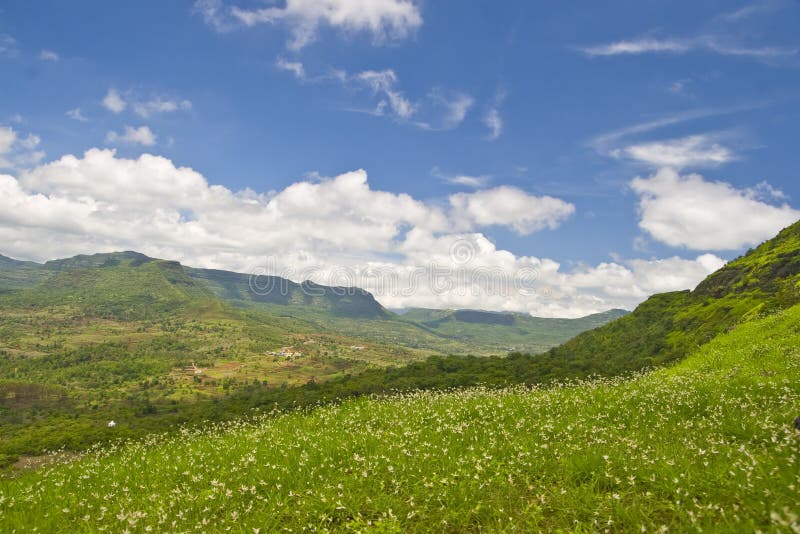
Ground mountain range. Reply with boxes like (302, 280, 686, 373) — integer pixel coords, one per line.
(1, 219, 799, 469)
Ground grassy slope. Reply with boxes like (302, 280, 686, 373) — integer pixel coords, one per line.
(544, 220, 800, 375)
(2, 303, 798, 532)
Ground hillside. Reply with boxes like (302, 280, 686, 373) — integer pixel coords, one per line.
(0, 251, 621, 466)
(542, 220, 800, 376)
(3, 301, 798, 531)
(0, 251, 621, 356)
(400, 307, 628, 354)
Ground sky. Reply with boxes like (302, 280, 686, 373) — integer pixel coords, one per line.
(1, 0, 799, 317)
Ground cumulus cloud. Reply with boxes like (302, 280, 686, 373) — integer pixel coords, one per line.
(615, 134, 735, 169)
(449, 186, 576, 235)
(102, 89, 126, 113)
(0, 148, 728, 316)
(631, 168, 800, 250)
(0, 125, 45, 169)
(106, 126, 157, 146)
(230, 0, 422, 50)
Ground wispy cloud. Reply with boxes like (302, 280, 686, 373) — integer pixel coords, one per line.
(0, 34, 18, 57)
(714, 0, 790, 23)
(589, 104, 760, 151)
(581, 39, 690, 57)
(39, 49, 59, 62)
(106, 125, 157, 146)
(432, 167, 490, 188)
(66, 108, 88, 122)
(276, 57, 306, 80)
(133, 97, 192, 119)
(580, 35, 797, 60)
(613, 134, 736, 169)
(274, 60, 473, 131)
(101, 88, 192, 118)
(483, 87, 507, 141)
(358, 69, 417, 120)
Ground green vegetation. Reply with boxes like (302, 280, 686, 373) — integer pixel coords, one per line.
(397, 307, 628, 354)
(544, 221, 800, 375)
(0, 250, 619, 467)
(2, 301, 799, 531)
(2, 221, 800, 530)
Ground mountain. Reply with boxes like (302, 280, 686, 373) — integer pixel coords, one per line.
(0, 251, 620, 354)
(2, 221, 799, 469)
(0, 254, 52, 291)
(186, 266, 389, 319)
(541, 220, 800, 376)
(399, 307, 629, 354)
(0, 251, 390, 320)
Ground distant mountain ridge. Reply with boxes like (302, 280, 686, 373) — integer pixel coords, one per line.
(0, 250, 625, 354)
(0, 251, 390, 320)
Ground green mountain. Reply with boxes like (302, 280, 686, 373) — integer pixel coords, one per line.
(0, 254, 52, 291)
(186, 266, 389, 319)
(542, 219, 800, 376)
(0, 250, 622, 355)
(399, 307, 628, 354)
(0, 249, 625, 466)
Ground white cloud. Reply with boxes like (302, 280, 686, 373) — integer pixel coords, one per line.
(631, 168, 800, 250)
(230, 0, 423, 50)
(0, 34, 17, 57)
(277, 63, 473, 130)
(39, 49, 59, 62)
(0, 125, 45, 169)
(484, 108, 502, 141)
(0, 149, 735, 316)
(106, 126, 157, 147)
(132, 97, 192, 119)
(431, 167, 489, 188)
(102, 89, 127, 113)
(580, 36, 797, 60)
(615, 134, 735, 169)
(483, 87, 507, 141)
(276, 57, 306, 80)
(581, 39, 691, 56)
(66, 108, 88, 122)
(449, 186, 575, 235)
(193, 0, 235, 32)
(0, 126, 16, 155)
(357, 69, 416, 119)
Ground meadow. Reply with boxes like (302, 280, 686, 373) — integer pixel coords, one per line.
(2, 302, 798, 532)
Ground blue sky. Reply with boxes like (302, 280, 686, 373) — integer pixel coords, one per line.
(1, 0, 799, 316)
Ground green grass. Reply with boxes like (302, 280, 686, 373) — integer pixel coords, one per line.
(2, 304, 799, 532)
(545, 221, 800, 375)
